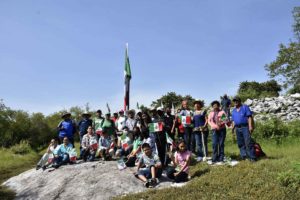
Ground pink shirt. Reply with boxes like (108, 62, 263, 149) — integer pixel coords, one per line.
(208, 110, 227, 130)
(175, 150, 191, 173)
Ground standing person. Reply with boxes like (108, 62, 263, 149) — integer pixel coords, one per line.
(93, 110, 105, 138)
(221, 94, 231, 119)
(231, 96, 256, 161)
(57, 112, 76, 146)
(101, 113, 116, 141)
(78, 113, 93, 146)
(81, 126, 98, 162)
(150, 108, 167, 167)
(179, 100, 194, 152)
(171, 109, 185, 140)
(208, 101, 227, 163)
(125, 110, 137, 132)
(193, 99, 209, 162)
(116, 110, 126, 132)
(164, 108, 175, 140)
(141, 111, 152, 130)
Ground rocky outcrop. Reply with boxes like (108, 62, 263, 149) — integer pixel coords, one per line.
(244, 93, 300, 121)
(3, 161, 174, 200)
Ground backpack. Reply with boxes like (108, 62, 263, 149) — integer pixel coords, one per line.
(251, 139, 266, 158)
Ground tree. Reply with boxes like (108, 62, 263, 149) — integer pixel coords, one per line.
(265, 7, 300, 93)
(237, 80, 282, 101)
(151, 92, 196, 109)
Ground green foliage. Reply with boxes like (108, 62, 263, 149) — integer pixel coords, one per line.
(265, 7, 300, 91)
(253, 119, 300, 144)
(277, 170, 300, 189)
(151, 92, 196, 109)
(237, 80, 281, 101)
(10, 140, 31, 155)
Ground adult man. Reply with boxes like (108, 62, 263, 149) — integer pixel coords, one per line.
(221, 94, 231, 118)
(116, 110, 126, 132)
(125, 110, 137, 132)
(57, 112, 76, 146)
(231, 96, 256, 161)
(179, 100, 194, 152)
(78, 113, 93, 149)
(164, 108, 175, 140)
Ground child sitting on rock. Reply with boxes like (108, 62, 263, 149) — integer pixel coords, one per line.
(135, 143, 162, 188)
(167, 140, 191, 183)
(98, 130, 114, 160)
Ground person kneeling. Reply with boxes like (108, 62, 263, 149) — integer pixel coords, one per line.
(167, 140, 191, 183)
(135, 143, 162, 188)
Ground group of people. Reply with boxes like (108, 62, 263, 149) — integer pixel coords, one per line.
(36, 94, 257, 188)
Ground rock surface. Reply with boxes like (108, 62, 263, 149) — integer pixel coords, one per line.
(244, 93, 300, 121)
(3, 161, 174, 200)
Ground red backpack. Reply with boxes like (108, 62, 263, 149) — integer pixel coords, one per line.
(252, 140, 266, 158)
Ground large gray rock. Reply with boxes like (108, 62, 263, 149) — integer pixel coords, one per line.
(3, 161, 175, 200)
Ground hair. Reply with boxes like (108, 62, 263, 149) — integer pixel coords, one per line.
(176, 139, 186, 152)
(141, 143, 151, 149)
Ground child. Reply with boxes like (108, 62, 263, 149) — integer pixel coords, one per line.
(167, 140, 191, 183)
(135, 143, 162, 188)
(98, 130, 114, 160)
(36, 138, 58, 170)
(125, 127, 143, 167)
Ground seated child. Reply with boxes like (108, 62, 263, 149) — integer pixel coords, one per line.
(167, 140, 191, 183)
(135, 143, 162, 188)
(36, 138, 58, 170)
(115, 127, 133, 157)
(52, 137, 74, 168)
(98, 130, 114, 160)
(81, 126, 98, 162)
(125, 127, 143, 167)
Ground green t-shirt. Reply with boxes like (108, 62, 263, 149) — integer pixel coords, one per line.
(93, 117, 104, 131)
(133, 138, 142, 151)
(102, 119, 115, 136)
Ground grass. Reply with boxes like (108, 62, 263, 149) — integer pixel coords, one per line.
(115, 136, 300, 200)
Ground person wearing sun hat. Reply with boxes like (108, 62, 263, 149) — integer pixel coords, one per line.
(57, 112, 76, 146)
(208, 100, 228, 163)
(231, 96, 256, 162)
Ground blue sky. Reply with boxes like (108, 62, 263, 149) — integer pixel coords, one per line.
(0, 0, 298, 115)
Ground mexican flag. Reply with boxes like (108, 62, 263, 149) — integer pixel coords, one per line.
(149, 122, 163, 132)
(180, 116, 191, 125)
(124, 43, 131, 111)
(166, 132, 176, 148)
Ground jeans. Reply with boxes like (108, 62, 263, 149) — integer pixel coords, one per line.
(184, 127, 194, 152)
(235, 126, 256, 159)
(194, 131, 208, 157)
(166, 167, 188, 183)
(212, 128, 226, 162)
(81, 148, 96, 161)
(53, 153, 70, 167)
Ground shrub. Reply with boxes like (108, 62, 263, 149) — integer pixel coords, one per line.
(10, 140, 32, 155)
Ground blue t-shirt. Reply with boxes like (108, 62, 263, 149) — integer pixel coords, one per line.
(78, 118, 93, 136)
(193, 110, 207, 127)
(231, 104, 252, 125)
(58, 120, 75, 138)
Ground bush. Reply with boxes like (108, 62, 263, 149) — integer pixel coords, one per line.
(10, 140, 32, 155)
(253, 118, 289, 140)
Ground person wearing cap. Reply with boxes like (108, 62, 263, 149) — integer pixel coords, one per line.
(101, 112, 116, 139)
(93, 110, 105, 139)
(221, 94, 231, 119)
(193, 99, 208, 162)
(57, 112, 76, 146)
(231, 96, 256, 161)
(208, 100, 228, 163)
(179, 100, 194, 152)
(116, 110, 126, 132)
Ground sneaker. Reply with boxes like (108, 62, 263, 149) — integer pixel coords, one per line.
(144, 181, 150, 188)
(42, 166, 46, 171)
(196, 157, 203, 162)
(150, 178, 157, 187)
(249, 158, 257, 162)
(36, 165, 41, 170)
